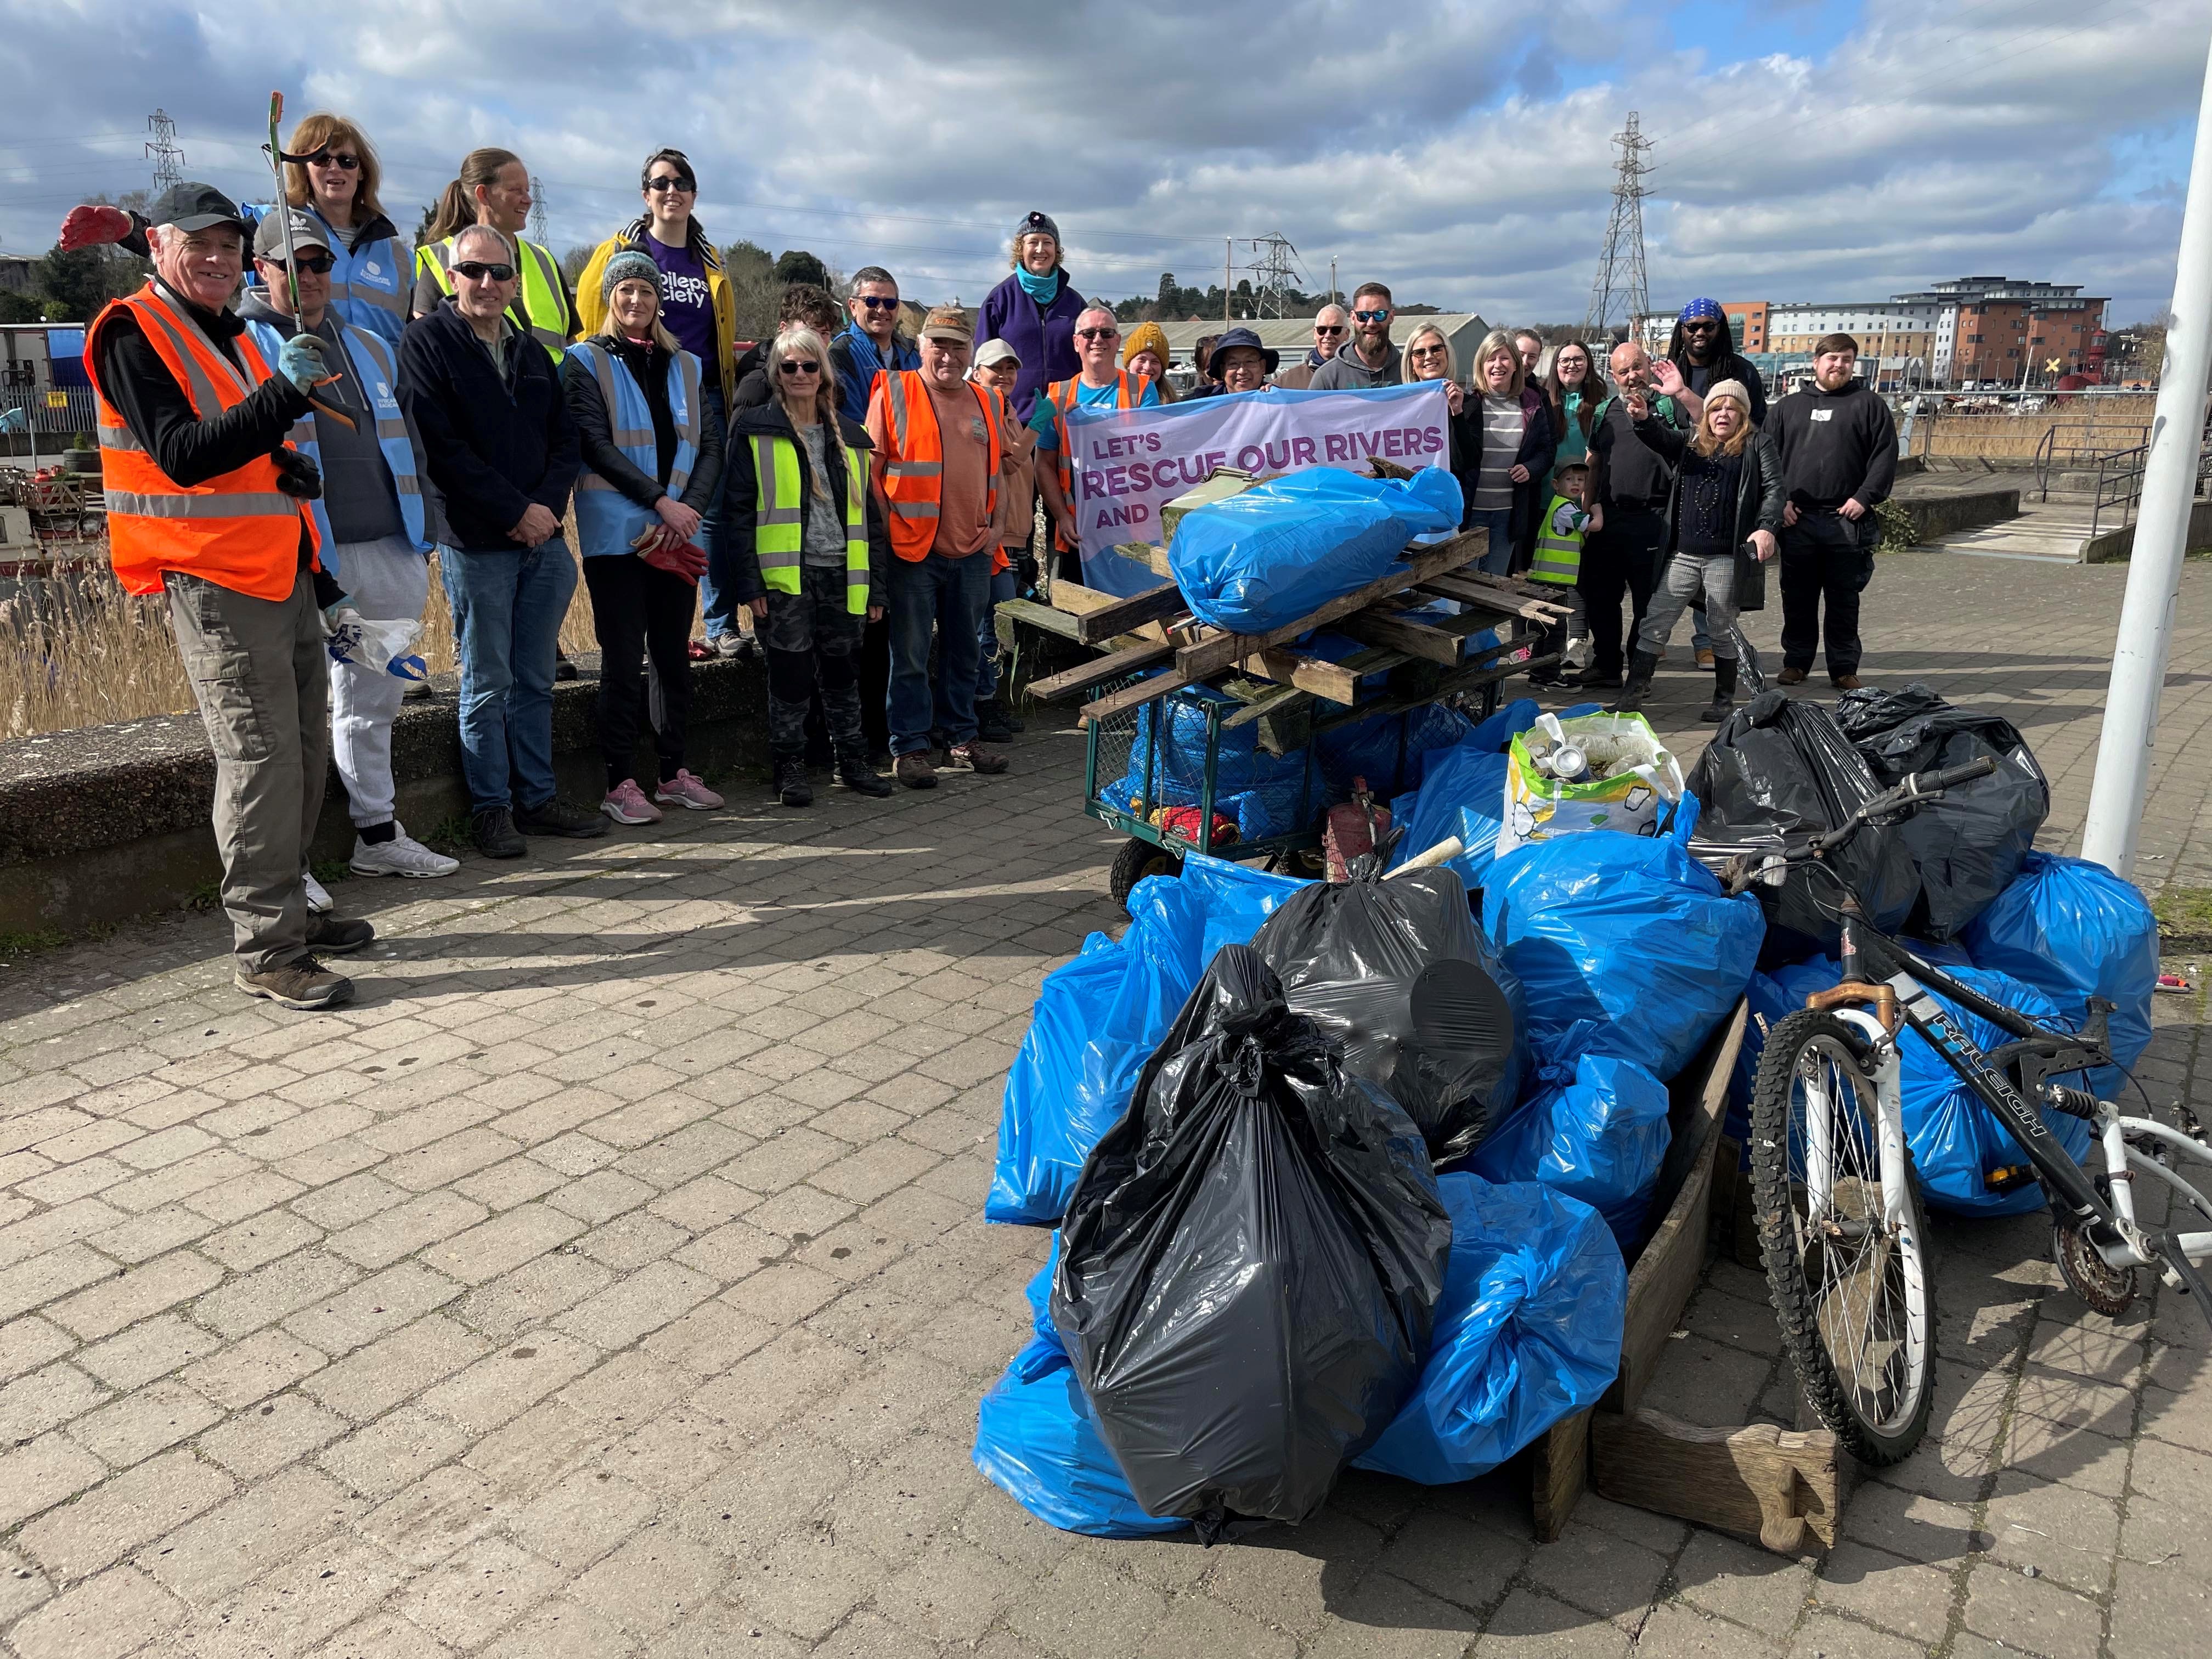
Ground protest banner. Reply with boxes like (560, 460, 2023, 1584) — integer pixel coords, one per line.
(1063, 381, 1452, 595)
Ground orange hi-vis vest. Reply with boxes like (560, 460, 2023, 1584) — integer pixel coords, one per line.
(86, 284, 321, 601)
(1045, 370, 1150, 550)
(877, 370, 1006, 563)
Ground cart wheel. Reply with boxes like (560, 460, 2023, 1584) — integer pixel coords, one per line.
(1109, 838, 1182, 911)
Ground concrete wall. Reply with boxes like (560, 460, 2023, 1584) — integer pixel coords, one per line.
(0, 654, 771, 940)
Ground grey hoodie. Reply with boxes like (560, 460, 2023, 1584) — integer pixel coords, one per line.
(1308, 334, 1402, 390)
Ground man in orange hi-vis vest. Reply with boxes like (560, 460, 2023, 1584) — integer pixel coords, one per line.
(83, 182, 376, 1011)
(866, 305, 1018, 791)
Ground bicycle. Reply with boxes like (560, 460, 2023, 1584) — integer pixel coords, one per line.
(1723, 756, 2212, 1464)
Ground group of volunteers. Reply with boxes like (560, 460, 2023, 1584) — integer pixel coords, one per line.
(60, 112, 1895, 1015)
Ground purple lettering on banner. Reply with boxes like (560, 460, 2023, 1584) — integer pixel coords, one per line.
(1234, 444, 1266, 472)
(1382, 428, 1404, 458)
(1105, 465, 1130, 494)
(1130, 503, 1150, 524)
(1292, 436, 1318, 466)
(1203, 450, 1228, 475)
(1176, 455, 1207, 486)
(1324, 433, 1348, 462)
(1423, 427, 1444, 454)
(1081, 470, 1107, 499)
(1128, 461, 1153, 491)
(1263, 439, 1293, 470)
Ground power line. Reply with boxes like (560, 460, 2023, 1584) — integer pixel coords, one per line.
(529, 173, 549, 245)
(145, 110, 183, 194)
(1584, 112, 1651, 340)
(1248, 233, 1302, 319)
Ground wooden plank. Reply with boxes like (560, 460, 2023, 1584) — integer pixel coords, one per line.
(1235, 648, 1359, 705)
(1074, 579, 1190, 645)
(1079, 670, 1191, 726)
(1530, 1408, 1590, 1544)
(1307, 640, 1530, 735)
(1604, 1001, 1745, 1420)
(1589, 1409, 1848, 1555)
(1171, 528, 1488, 679)
(1026, 639, 1176, 702)
(1334, 610, 1464, 664)
(995, 598, 1083, 642)
(1220, 645, 1408, 731)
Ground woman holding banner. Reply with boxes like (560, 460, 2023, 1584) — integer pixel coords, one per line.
(1458, 329, 1555, 574)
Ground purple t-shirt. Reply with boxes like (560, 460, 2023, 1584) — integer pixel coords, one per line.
(645, 232, 718, 385)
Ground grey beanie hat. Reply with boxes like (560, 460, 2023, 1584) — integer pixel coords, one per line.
(1015, 208, 1060, 245)
(602, 249, 659, 298)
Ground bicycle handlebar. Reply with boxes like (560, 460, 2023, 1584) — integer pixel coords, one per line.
(1722, 754, 2001, 894)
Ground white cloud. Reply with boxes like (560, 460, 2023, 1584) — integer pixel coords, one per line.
(0, 0, 2201, 323)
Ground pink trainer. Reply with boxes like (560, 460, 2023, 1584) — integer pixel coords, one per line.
(654, 769, 725, 811)
(602, 780, 664, 825)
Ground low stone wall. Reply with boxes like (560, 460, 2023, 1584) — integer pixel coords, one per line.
(0, 653, 771, 939)
(1887, 479, 2021, 543)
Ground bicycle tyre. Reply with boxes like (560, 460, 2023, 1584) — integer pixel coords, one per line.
(1751, 1008, 1937, 1465)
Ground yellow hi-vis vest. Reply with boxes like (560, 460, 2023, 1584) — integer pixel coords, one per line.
(752, 430, 870, 614)
(1530, 494, 1586, 585)
(415, 233, 574, 362)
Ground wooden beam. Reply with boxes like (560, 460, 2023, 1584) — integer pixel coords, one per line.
(1026, 639, 1176, 702)
(1307, 644, 1527, 735)
(1414, 571, 1574, 622)
(1530, 1408, 1590, 1545)
(1073, 580, 1190, 645)
(1335, 611, 1464, 664)
(994, 597, 1082, 642)
(1590, 1409, 1848, 1555)
(1234, 648, 1359, 704)
(1171, 529, 1486, 679)
(1079, 669, 1190, 726)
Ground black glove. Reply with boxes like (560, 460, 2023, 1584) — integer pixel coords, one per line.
(1017, 553, 1040, 596)
(272, 448, 323, 500)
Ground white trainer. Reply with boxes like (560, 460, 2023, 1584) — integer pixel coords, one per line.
(351, 824, 460, 879)
(302, 870, 334, 913)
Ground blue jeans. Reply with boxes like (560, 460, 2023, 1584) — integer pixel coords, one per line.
(695, 386, 732, 640)
(441, 539, 575, 812)
(887, 550, 989, 755)
(1468, 508, 1514, 575)
(976, 565, 1017, 701)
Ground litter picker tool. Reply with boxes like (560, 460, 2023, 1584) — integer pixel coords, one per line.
(262, 91, 354, 430)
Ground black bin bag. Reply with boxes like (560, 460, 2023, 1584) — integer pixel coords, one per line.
(1249, 866, 1525, 1163)
(1051, 945, 1452, 1534)
(1687, 690, 1919, 964)
(1835, 684, 2049, 941)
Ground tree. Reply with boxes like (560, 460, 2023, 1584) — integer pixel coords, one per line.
(559, 244, 596, 285)
(773, 250, 830, 289)
(723, 240, 774, 280)
(0, 290, 43, 323)
(37, 244, 138, 323)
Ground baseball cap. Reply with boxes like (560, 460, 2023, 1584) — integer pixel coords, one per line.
(919, 305, 972, 343)
(252, 210, 334, 259)
(149, 182, 250, 236)
(973, 338, 1021, 369)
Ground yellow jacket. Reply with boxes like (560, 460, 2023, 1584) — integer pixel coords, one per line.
(576, 219, 739, 394)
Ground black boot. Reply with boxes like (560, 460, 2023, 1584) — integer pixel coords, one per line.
(1701, 654, 1739, 723)
(836, 754, 894, 798)
(977, 696, 1023, 740)
(1610, 649, 1660, 713)
(773, 754, 812, 808)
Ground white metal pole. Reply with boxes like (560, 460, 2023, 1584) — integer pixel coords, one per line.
(2081, 29, 2212, 879)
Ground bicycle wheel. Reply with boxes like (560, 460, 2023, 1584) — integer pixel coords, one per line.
(1751, 1008, 1936, 1464)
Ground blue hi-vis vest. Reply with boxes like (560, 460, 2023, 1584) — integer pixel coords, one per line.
(243, 317, 427, 578)
(240, 204, 408, 349)
(567, 341, 703, 557)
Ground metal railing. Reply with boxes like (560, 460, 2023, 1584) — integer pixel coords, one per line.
(1, 388, 102, 470)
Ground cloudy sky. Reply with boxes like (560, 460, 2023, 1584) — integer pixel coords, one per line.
(0, 0, 2203, 327)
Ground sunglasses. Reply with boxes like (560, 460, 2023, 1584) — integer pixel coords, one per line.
(855, 295, 900, 311)
(307, 152, 361, 171)
(1075, 327, 1118, 341)
(268, 252, 336, 275)
(1313, 324, 1346, 336)
(1408, 344, 1447, 358)
(1681, 318, 1722, 331)
(453, 261, 515, 283)
(646, 176, 695, 193)
(1352, 309, 1388, 323)
(778, 360, 822, 376)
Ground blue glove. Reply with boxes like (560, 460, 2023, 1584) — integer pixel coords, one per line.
(276, 334, 331, 394)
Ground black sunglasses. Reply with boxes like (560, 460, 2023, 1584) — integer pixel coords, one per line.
(778, 359, 822, 375)
(1313, 323, 1346, 335)
(302, 150, 361, 171)
(855, 295, 900, 311)
(1682, 318, 1722, 331)
(1075, 326, 1118, 341)
(646, 176, 695, 193)
(268, 252, 336, 275)
(453, 261, 515, 283)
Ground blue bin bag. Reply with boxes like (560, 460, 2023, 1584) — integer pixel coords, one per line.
(1962, 853, 2157, 1103)
(986, 856, 1304, 1225)
(1101, 680, 1311, 844)
(1899, 965, 2097, 1216)
(1486, 798, 1767, 1081)
(972, 1337, 1187, 1538)
(1316, 702, 1475, 802)
(1465, 1022, 1672, 1251)
(1355, 1172, 1625, 1484)
(1167, 466, 1463, 636)
(1381, 702, 1549, 893)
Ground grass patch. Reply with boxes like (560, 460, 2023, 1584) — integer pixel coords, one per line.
(2153, 884, 2212, 956)
(309, 858, 354, 885)
(419, 812, 475, 856)
(0, 928, 67, 958)
(184, 877, 222, 911)
(1874, 499, 1917, 554)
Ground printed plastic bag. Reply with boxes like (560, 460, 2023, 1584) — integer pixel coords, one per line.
(1385, 701, 1595, 893)
(1251, 866, 1526, 1161)
(1835, 684, 2050, 941)
(323, 610, 428, 681)
(1466, 1022, 1672, 1251)
(1355, 1172, 1626, 1483)
(1899, 965, 2097, 1216)
(1962, 852, 2157, 1102)
(1688, 691, 1919, 963)
(1167, 466, 1463, 636)
(1487, 800, 1765, 1081)
(986, 856, 1304, 1225)
(1500, 711, 1685, 855)
(1052, 947, 1452, 1529)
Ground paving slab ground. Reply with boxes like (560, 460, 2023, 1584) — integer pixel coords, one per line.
(3, 546, 2211, 1658)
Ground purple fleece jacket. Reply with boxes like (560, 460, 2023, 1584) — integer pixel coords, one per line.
(974, 267, 1086, 422)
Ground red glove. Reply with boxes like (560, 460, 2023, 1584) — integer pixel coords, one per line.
(60, 205, 133, 251)
(640, 539, 707, 585)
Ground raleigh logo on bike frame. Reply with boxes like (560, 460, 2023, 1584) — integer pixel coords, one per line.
(1914, 1004, 2049, 1141)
